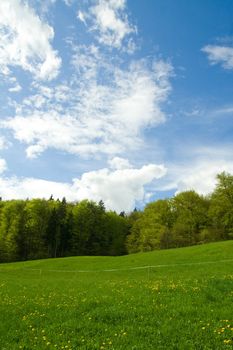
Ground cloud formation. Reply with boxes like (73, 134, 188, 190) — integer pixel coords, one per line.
(73, 162, 167, 212)
(0, 0, 173, 209)
(202, 45, 233, 70)
(0, 136, 9, 150)
(78, 0, 136, 49)
(0, 0, 61, 80)
(173, 160, 233, 195)
(108, 156, 132, 170)
(2, 51, 172, 158)
(0, 159, 7, 174)
(158, 146, 233, 196)
(0, 161, 167, 212)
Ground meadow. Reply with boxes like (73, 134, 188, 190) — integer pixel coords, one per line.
(0, 241, 233, 350)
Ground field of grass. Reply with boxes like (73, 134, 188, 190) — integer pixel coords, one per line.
(0, 241, 233, 350)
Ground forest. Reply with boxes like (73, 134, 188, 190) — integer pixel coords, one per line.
(0, 172, 233, 263)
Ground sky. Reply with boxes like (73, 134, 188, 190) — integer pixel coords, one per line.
(0, 0, 233, 212)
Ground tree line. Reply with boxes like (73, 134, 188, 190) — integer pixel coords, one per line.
(0, 172, 233, 262)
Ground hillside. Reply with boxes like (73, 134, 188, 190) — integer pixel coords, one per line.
(0, 241, 233, 349)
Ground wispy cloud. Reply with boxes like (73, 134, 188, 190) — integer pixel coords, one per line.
(8, 84, 22, 93)
(157, 145, 233, 195)
(0, 0, 174, 208)
(0, 158, 7, 174)
(0, 0, 61, 80)
(213, 106, 233, 115)
(202, 44, 233, 70)
(0, 136, 10, 150)
(0, 0, 173, 162)
(2, 45, 173, 158)
(77, 10, 87, 25)
(78, 0, 136, 50)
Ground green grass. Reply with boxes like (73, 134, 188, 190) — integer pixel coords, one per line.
(0, 241, 233, 350)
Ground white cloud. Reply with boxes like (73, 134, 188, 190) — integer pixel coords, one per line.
(0, 159, 7, 174)
(108, 157, 132, 170)
(2, 53, 173, 158)
(77, 10, 87, 25)
(0, 162, 167, 212)
(214, 106, 233, 115)
(8, 84, 22, 93)
(173, 160, 233, 195)
(0, 176, 73, 202)
(0, 136, 9, 150)
(63, 0, 73, 6)
(73, 163, 167, 212)
(0, 0, 61, 80)
(202, 45, 233, 70)
(159, 146, 233, 196)
(82, 0, 136, 49)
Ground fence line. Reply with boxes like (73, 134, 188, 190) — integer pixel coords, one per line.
(0, 258, 232, 274)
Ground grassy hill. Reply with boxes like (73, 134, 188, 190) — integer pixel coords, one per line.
(0, 241, 233, 349)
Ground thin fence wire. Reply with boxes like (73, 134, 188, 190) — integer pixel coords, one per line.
(0, 258, 232, 274)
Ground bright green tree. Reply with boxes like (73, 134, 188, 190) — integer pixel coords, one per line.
(24, 199, 50, 259)
(127, 199, 174, 252)
(172, 191, 209, 246)
(209, 172, 233, 239)
(0, 200, 27, 262)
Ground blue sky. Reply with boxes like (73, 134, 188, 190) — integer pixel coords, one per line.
(0, 0, 233, 212)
